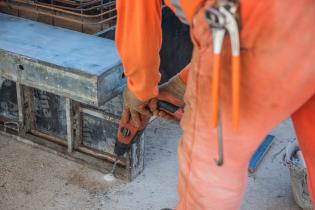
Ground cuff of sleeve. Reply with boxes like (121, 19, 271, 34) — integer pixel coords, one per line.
(127, 76, 160, 102)
(130, 86, 159, 102)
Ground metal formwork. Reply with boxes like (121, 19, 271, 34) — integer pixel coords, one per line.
(0, 13, 144, 181)
(0, 6, 193, 181)
(0, 13, 124, 106)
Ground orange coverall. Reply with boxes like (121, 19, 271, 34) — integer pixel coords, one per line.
(116, 0, 315, 209)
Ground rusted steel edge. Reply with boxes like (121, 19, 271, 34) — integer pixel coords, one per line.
(0, 116, 20, 133)
(77, 146, 126, 166)
(29, 128, 126, 165)
(30, 129, 68, 146)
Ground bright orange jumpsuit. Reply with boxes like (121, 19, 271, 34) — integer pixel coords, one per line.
(116, 0, 315, 209)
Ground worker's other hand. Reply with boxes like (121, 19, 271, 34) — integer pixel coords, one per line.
(122, 88, 152, 127)
(149, 75, 186, 121)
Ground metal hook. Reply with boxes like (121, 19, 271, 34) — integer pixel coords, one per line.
(214, 111, 224, 166)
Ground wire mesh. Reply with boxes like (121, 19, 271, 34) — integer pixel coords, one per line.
(0, 0, 116, 34)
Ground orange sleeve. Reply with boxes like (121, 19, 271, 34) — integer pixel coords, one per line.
(179, 63, 191, 84)
(115, 0, 163, 101)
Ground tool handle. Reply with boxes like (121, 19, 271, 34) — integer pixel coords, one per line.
(157, 100, 179, 113)
(232, 56, 240, 128)
(211, 53, 221, 128)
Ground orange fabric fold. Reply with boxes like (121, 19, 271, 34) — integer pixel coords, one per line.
(178, 63, 191, 84)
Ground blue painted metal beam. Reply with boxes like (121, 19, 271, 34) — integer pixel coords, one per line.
(249, 135, 275, 173)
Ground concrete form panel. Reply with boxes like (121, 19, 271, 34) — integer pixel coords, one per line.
(0, 13, 125, 106)
(0, 78, 18, 120)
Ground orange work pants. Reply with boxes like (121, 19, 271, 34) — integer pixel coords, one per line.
(176, 1, 315, 209)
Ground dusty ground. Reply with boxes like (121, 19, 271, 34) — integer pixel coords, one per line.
(0, 119, 302, 210)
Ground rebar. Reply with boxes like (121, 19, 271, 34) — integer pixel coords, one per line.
(0, 0, 117, 33)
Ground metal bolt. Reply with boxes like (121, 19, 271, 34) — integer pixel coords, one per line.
(121, 127, 131, 137)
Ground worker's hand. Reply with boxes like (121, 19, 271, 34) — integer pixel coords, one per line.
(149, 75, 186, 121)
(122, 87, 152, 127)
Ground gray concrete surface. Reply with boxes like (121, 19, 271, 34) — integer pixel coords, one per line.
(0, 119, 302, 210)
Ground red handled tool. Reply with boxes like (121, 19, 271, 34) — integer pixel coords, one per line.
(157, 100, 184, 121)
(114, 114, 149, 157)
(111, 100, 183, 175)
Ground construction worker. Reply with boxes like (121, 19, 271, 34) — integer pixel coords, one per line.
(116, 0, 315, 209)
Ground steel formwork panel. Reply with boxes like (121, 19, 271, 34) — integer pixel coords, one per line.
(0, 13, 145, 181)
(0, 7, 192, 181)
(0, 13, 125, 107)
(0, 77, 145, 181)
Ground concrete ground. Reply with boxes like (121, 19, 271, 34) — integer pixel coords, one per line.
(0, 119, 302, 210)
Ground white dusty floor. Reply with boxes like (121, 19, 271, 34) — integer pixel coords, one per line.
(0, 119, 301, 210)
